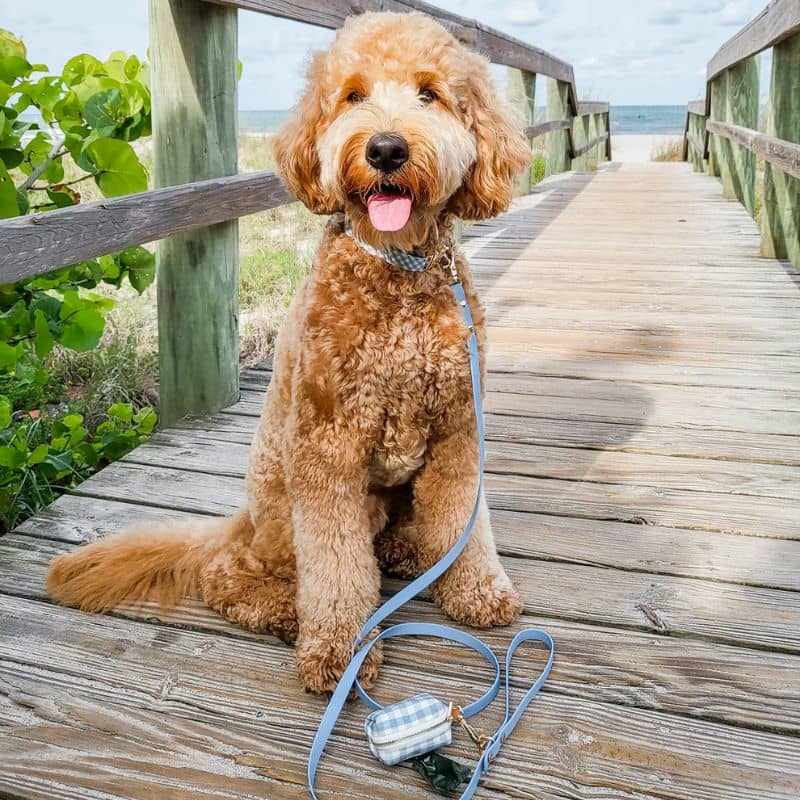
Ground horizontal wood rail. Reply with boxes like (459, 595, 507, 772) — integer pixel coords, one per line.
(202, 0, 577, 100)
(572, 132, 610, 159)
(683, 0, 800, 270)
(576, 102, 609, 116)
(525, 119, 570, 139)
(1, 0, 610, 421)
(0, 172, 292, 284)
(705, 119, 800, 180)
(707, 0, 800, 81)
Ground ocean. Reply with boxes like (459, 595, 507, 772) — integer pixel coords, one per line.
(239, 105, 687, 136)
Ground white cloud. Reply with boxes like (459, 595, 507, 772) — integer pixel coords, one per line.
(503, 0, 546, 26)
(580, 56, 599, 67)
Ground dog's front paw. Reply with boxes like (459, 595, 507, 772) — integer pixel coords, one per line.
(436, 573, 523, 628)
(296, 628, 383, 694)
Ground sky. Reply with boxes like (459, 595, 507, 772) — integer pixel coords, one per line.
(1, 0, 769, 108)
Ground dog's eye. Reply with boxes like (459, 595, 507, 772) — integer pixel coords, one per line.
(419, 88, 437, 104)
(346, 91, 363, 104)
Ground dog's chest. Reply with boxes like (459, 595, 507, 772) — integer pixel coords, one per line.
(363, 304, 471, 486)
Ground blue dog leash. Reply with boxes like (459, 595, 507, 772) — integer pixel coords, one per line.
(307, 248, 555, 799)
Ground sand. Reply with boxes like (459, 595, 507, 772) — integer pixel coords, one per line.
(611, 134, 683, 163)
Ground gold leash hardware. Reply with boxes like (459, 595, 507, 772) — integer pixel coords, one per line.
(451, 706, 491, 754)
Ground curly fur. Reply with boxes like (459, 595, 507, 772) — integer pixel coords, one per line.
(47, 11, 530, 693)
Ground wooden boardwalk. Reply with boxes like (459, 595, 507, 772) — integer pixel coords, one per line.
(2, 160, 800, 799)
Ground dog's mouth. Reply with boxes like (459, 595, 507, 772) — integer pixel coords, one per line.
(365, 183, 413, 232)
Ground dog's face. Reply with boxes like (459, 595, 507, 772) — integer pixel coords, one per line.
(274, 12, 530, 249)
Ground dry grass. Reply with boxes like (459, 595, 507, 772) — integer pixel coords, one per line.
(651, 137, 684, 162)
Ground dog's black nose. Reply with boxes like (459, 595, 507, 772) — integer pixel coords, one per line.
(366, 133, 409, 173)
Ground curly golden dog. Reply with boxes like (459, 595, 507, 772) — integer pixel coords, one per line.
(47, 11, 530, 693)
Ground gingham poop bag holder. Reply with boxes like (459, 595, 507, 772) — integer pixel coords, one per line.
(306, 269, 556, 799)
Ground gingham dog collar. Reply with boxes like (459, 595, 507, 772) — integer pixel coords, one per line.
(344, 218, 439, 272)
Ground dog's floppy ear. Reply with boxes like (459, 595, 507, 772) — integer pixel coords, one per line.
(273, 53, 339, 214)
(447, 51, 531, 221)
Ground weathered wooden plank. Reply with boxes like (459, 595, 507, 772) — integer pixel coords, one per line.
(706, 120, 800, 181)
(164, 402, 800, 467)
(243, 368, 800, 416)
(13, 462, 800, 647)
(484, 411, 800, 467)
(201, 0, 576, 82)
(523, 118, 570, 139)
(761, 31, 800, 268)
(0, 172, 293, 285)
(4, 541, 800, 738)
(234, 378, 800, 438)
(576, 101, 609, 116)
(17, 490, 800, 593)
(707, 0, 800, 81)
(3, 593, 799, 799)
(64, 454, 800, 539)
(149, 0, 240, 425)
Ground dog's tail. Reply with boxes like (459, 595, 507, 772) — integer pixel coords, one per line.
(46, 511, 252, 612)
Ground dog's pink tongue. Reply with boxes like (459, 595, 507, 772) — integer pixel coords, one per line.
(367, 192, 412, 232)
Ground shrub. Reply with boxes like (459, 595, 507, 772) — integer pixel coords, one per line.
(0, 29, 156, 532)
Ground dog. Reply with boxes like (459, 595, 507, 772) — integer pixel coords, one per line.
(46, 11, 530, 693)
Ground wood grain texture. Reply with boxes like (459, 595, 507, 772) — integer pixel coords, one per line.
(0, 172, 293, 285)
(707, 0, 800, 80)
(706, 120, 800, 181)
(16, 486, 800, 592)
(3, 546, 800, 738)
(761, 31, 800, 268)
(4, 163, 800, 797)
(576, 101, 609, 116)
(149, 0, 240, 425)
(1, 591, 800, 800)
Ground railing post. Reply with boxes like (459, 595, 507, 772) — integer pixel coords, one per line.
(710, 72, 738, 196)
(726, 56, 759, 216)
(692, 114, 707, 172)
(507, 68, 536, 194)
(587, 113, 599, 171)
(707, 76, 724, 178)
(604, 111, 612, 161)
(761, 31, 800, 267)
(546, 78, 570, 176)
(571, 112, 588, 171)
(149, 0, 239, 426)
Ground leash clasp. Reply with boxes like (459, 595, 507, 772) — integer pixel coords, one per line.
(451, 705, 491, 754)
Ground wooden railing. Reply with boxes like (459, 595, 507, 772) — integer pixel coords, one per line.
(683, 0, 800, 269)
(0, 0, 610, 424)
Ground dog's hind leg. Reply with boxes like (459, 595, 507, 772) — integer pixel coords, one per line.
(203, 441, 299, 643)
(201, 539, 298, 644)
